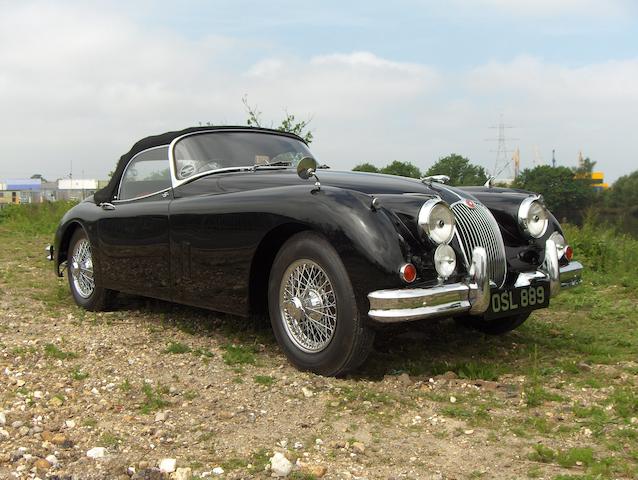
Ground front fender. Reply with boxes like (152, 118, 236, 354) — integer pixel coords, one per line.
(298, 187, 412, 311)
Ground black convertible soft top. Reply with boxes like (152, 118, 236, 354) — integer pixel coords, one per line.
(93, 126, 305, 204)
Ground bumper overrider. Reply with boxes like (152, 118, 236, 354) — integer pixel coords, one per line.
(368, 238, 583, 323)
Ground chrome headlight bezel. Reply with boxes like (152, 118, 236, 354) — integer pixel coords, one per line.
(518, 196, 549, 238)
(418, 199, 456, 244)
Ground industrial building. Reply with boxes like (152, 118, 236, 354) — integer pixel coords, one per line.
(0, 178, 106, 207)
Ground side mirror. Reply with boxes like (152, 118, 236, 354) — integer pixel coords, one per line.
(297, 156, 318, 180)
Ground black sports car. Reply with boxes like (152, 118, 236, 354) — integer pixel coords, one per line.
(48, 126, 583, 375)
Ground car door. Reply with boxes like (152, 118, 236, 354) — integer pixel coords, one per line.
(97, 146, 173, 300)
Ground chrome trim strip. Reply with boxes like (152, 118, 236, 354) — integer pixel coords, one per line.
(116, 145, 170, 202)
(112, 188, 171, 204)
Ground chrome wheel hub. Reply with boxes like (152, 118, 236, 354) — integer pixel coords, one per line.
(279, 260, 337, 353)
(70, 238, 95, 298)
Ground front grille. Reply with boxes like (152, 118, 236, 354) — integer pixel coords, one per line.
(451, 201, 507, 287)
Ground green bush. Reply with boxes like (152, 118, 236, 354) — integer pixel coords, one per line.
(0, 201, 77, 236)
(563, 212, 638, 288)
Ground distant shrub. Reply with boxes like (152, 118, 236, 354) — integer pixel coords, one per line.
(563, 212, 638, 288)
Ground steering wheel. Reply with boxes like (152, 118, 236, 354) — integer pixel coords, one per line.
(194, 159, 222, 174)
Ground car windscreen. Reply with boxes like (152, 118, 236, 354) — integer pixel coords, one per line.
(173, 132, 313, 180)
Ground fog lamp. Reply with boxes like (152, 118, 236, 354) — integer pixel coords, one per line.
(434, 244, 456, 280)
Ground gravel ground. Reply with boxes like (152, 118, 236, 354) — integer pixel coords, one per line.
(1, 234, 637, 480)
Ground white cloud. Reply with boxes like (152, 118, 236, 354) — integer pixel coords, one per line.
(0, 3, 636, 183)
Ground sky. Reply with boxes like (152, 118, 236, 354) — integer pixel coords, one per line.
(1, 0, 637, 183)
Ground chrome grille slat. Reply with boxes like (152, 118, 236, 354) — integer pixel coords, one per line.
(452, 201, 507, 288)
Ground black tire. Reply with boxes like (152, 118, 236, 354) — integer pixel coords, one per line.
(67, 228, 116, 311)
(455, 312, 531, 335)
(268, 232, 374, 376)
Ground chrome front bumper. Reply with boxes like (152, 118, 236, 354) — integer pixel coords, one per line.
(367, 239, 583, 323)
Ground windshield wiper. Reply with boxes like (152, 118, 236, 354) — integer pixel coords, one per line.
(253, 161, 292, 170)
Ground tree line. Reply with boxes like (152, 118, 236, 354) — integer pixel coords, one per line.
(353, 155, 638, 231)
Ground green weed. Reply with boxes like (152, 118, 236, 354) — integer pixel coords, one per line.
(222, 344, 256, 365)
(44, 343, 78, 360)
(164, 341, 192, 354)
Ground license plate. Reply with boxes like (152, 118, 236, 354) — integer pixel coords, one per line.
(485, 284, 549, 319)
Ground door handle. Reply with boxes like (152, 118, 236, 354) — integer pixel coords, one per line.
(100, 202, 116, 211)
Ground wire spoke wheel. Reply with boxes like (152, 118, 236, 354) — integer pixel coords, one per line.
(279, 259, 337, 353)
(70, 238, 95, 298)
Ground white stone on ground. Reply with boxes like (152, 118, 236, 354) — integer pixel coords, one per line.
(86, 447, 106, 459)
(159, 458, 177, 473)
(270, 452, 293, 477)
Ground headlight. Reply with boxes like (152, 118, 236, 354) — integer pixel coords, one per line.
(518, 196, 549, 238)
(418, 199, 455, 244)
(434, 244, 456, 279)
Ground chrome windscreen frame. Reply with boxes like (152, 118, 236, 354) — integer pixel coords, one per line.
(167, 129, 305, 189)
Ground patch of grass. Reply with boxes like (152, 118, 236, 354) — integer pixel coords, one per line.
(572, 405, 609, 433)
(0, 201, 77, 236)
(248, 448, 271, 473)
(524, 385, 565, 407)
(44, 343, 78, 360)
(556, 447, 595, 468)
(253, 375, 275, 386)
(70, 368, 89, 381)
(163, 341, 192, 354)
(220, 457, 248, 471)
(222, 344, 256, 366)
(289, 472, 318, 480)
(608, 387, 638, 419)
(198, 431, 215, 442)
(83, 418, 98, 427)
(440, 404, 491, 426)
(120, 379, 132, 392)
(183, 390, 199, 400)
(193, 348, 214, 358)
(11, 346, 37, 356)
(140, 383, 169, 414)
(98, 432, 121, 448)
(527, 465, 542, 478)
(528, 444, 556, 463)
(522, 416, 554, 435)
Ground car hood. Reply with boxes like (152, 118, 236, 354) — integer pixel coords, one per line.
(211, 169, 475, 205)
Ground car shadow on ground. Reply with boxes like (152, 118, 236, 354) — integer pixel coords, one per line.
(108, 292, 564, 382)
